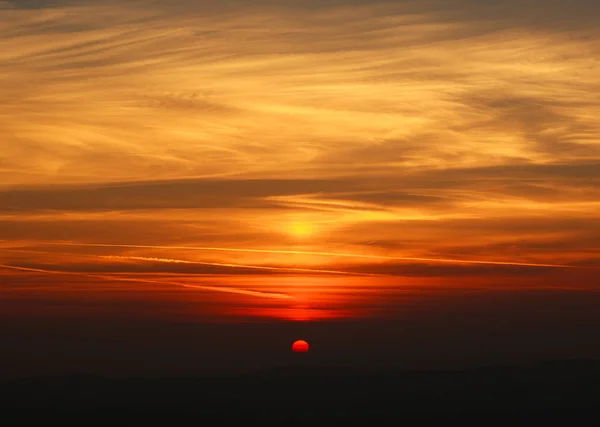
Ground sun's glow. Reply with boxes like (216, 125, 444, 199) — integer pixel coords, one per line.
(288, 222, 315, 239)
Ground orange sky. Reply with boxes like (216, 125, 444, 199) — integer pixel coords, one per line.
(1, 0, 599, 322)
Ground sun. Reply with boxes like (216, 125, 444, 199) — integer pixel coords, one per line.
(292, 340, 309, 353)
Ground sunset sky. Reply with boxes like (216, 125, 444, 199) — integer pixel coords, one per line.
(1, 0, 599, 376)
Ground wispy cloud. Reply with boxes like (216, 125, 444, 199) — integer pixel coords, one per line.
(1, 0, 598, 186)
(1, 0, 599, 319)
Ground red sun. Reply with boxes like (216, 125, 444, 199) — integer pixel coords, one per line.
(292, 340, 309, 353)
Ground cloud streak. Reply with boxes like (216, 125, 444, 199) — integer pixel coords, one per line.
(0, 263, 294, 299)
(11, 241, 589, 269)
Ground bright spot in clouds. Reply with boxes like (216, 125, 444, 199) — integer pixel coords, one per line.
(288, 222, 315, 239)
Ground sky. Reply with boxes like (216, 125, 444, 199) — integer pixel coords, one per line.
(1, 0, 599, 376)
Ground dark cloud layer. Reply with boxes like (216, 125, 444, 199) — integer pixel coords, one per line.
(0, 179, 355, 211)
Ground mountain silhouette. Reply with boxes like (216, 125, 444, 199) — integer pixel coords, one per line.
(2, 359, 599, 425)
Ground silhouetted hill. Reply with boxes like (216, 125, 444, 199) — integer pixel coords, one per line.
(2, 360, 599, 425)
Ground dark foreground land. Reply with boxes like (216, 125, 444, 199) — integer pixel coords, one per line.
(2, 360, 599, 425)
